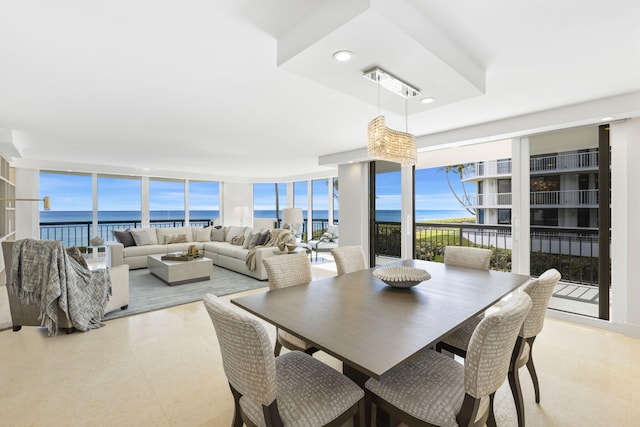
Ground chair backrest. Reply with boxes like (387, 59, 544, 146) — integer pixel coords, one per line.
(332, 245, 367, 276)
(521, 268, 561, 338)
(203, 293, 277, 406)
(464, 292, 532, 399)
(263, 253, 312, 290)
(444, 246, 492, 270)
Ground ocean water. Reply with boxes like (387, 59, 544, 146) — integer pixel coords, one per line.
(40, 209, 473, 223)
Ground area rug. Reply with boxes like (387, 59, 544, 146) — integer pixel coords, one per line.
(102, 266, 268, 321)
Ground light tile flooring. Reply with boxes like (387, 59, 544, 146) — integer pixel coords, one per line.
(0, 263, 639, 426)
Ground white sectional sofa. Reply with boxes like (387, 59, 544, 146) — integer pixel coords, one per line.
(108, 225, 290, 280)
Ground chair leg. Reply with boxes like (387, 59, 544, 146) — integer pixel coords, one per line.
(354, 398, 365, 427)
(274, 340, 282, 357)
(508, 368, 525, 427)
(229, 384, 243, 427)
(487, 392, 497, 427)
(12, 325, 22, 332)
(364, 390, 373, 427)
(526, 348, 541, 403)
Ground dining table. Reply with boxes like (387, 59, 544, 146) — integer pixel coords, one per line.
(231, 258, 531, 388)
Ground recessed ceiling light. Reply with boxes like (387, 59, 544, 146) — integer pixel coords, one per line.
(332, 50, 353, 62)
(600, 116, 613, 121)
(420, 97, 435, 104)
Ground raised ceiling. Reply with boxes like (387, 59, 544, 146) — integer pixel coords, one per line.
(0, 0, 638, 181)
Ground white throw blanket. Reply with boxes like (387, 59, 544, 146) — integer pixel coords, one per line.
(8, 239, 112, 336)
(245, 229, 295, 271)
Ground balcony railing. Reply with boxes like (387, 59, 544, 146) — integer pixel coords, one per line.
(39, 218, 335, 248)
(530, 151, 598, 173)
(462, 151, 599, 180)
(530, 189, 598, 206)
(462, 193, 512, 207)
(375, 222, 600, 286)
(461, 189, 598, 208)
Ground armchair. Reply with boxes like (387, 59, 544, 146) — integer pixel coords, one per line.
(2, 240, 129, 333)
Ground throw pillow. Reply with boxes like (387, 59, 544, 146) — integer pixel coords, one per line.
(113, 230, 136, 247)
(165, 234, 188, 244)
(327, 224, 339, 239)
(256, 230, 271, 246)
(230, 235, 245, 246)
(242, 227, 254, 249)
(225, 226, 247, 243)
(196, 227, 212, 242)
(131, 229, 154, 246)
(66, 246, 89, 269)
(211, 227, 226, 242)
(247, 232, 261, 249)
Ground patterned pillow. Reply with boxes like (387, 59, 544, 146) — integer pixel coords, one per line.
(230, 235, 245, 246)
(165, 234, 188, 244)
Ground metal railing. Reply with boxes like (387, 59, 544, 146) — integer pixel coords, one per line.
(462, 151, 599, 180)
(374, 222, 600, 286)
(530, 189, 598, 206)
(39, 219, 212, 247)
(39, 218, 332, 248)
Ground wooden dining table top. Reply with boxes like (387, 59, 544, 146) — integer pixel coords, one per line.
(231, 259, 530, 380)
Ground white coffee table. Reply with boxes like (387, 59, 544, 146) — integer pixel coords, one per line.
(148, 254, 213, 286)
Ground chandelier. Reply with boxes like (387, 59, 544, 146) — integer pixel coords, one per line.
(364, 68, 420, 165)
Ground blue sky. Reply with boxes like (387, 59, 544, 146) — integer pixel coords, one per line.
(39, 167, 472, 212)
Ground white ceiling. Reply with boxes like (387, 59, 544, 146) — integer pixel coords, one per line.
(0, 0, 639, 182)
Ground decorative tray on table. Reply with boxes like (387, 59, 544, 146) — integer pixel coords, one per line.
(161, 252, 199, 261)
(373, 265, 431, 288)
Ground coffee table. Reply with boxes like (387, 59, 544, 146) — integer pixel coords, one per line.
(147, 254, 213, 286)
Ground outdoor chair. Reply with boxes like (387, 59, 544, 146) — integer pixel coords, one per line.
(443, 246, 493, 270)
(203, 293, 365, 427)
(365, 292, 532, 427)
(437, 268, 561, 427)
(331, 245, 367, 276)
(262, 253, 317, 356)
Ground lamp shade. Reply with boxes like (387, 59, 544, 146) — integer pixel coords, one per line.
(282, 208, 303, 226)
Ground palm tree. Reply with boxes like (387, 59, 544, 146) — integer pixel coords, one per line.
(440, 164, 477, 216)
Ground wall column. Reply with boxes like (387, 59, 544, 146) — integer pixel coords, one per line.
(511, 137, 530, 275)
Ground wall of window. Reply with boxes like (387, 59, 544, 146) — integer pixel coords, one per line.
(149, 178, 185, 222)
(97, 175, 141, 223)
(188, 180, 219, 224)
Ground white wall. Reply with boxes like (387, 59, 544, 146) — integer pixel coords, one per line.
(611, 118, 640, 337)
(337, 162, 369, 265)
(221, 182, 253, 226)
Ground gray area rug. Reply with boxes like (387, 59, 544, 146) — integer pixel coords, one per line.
(103, 266, 268, 321)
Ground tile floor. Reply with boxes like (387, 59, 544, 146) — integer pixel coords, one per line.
(0, 263, 638, 427)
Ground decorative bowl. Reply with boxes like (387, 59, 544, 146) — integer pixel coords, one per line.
(277, 242, 286, 251)
(373, 266, 431, 288)
(286, 244, 298, 251)
(89, 236, 104, 246)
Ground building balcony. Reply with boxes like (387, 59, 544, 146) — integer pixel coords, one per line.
(462, 151, 599, 181)
(461, 189, 598, 208)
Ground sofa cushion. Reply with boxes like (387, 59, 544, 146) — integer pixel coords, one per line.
(131, 229, 156, 246)
(113, 230, 136, 247)
(225, 226, 247, 243)
(247, 232, 262, 249)
(165, 234, 188, 244)
(156, 226, 193, 245)
(211, 227, 226, 242)
(123, 244, 166, 257)
(256, 230, 271, 246)
(196, 226, 212, 242)
(216, 244, 249, 260)
(242, 227, 255, 249)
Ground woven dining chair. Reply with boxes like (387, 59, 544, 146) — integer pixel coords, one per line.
(443, 246, 493, 270)
(263, 253, 317, 356)
(203, 294, 365, 427)
(331, 245, 367, 276)
(437, 268, 561, 427)
(365, 292, 532, 427)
